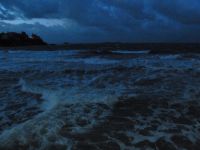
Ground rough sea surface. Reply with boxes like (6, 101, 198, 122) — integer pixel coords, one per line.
(0, 50, 200, 150)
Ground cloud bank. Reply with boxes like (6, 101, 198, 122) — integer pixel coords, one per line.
(0, 0, 200, 43)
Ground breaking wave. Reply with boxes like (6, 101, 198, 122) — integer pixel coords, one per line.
(0, 50, 200, 149)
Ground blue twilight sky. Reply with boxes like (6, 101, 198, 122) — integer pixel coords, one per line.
(0, 0, 200, 44)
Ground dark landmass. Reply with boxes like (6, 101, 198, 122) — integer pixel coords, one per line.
(65, 43, 200, 54)
(64, 43, 200, 53)
(0, 42, 200, 54)
(0, 32, 46, 47)
(0, 33, 200, 54)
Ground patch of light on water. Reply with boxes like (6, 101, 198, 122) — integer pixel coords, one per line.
(112, 50, 150, 54)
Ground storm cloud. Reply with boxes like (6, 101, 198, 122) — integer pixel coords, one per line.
(0, 0, 200, 43)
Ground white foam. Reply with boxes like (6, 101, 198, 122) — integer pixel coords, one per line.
(1, 51, 200, 149)
(0, 77, 120, 149)
(112, 50, 149, 54)
(65, 57, 119, 65)
(19, 78, 119, 110)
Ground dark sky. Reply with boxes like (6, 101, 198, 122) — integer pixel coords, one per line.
(0, 0, 200, 43)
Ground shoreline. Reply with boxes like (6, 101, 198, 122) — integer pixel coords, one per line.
(0, 43, 200, 54)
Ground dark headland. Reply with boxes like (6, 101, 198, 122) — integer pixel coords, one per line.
(0, 32, 46, 47)
(0, 32, 200, 54)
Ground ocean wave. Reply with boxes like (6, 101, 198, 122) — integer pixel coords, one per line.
(0, 51, 200, 149)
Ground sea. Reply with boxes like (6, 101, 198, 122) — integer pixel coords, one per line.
(0, 49, 199, 150)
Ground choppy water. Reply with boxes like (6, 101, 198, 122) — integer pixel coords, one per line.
(0, 50, 200, 150)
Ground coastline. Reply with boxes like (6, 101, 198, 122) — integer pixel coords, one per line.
(0, 43, 200, 54)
